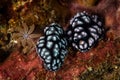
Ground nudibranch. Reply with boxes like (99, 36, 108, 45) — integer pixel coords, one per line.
(66, 11, 105, 52)
(36, 23, 68, 71)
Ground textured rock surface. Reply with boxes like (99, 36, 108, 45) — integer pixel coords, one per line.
(0, 0, 120, 79)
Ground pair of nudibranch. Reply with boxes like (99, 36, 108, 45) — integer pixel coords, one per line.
(36, 11, 105, 71)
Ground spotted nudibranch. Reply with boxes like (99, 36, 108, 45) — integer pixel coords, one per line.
(66, 11, 105, 52)
(36, 23, 68, 71)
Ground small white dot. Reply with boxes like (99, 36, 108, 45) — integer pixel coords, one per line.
(93, 15, 98, 22)
(74, 28, 79, 32)
(73, 43, 78, 49)
(51, 23, 56, 26)
(47, 36, 52, 40)
(98, 28, 102, 34)
(69, 37, 72, 40)
(39, 36, 44, 40)
(83, 43, 88, 49)
(75, 13, 80, 17)
(93, 25, 100, 31)
(47, 41, 53, 48)
(89, 28, 96, 32)
(44, 27, 49, 33)
(88, 38, 94, 47)
(75, 19, 78, 21)
(67, 30, 72, 35)
(53, 49, 59, 57)
(55, 44, 59, 48)
(45, 58, 51, 63)
(41, 48, 46, 57)
(39, 39, 44, 43)
(79, 45, 83, 49)
(44, 51, 50, 57)
(98, 21, 102, 26)
(57, 59, 60, 64)
(93, 25, 102, 34)
(77, 21, 83, 24)
(38, 49, 41, 53)
(38, 43, 44, 47)
(52, 36, 57, 41)
(58, 28, 63, 34)
(62, 57, 65, 61)
(72, 22, 76, 27)
(82, 16, 90, 23)
(58, 62, 61, 67)
(70, 18, 74, 25)
(81, 32, 87, 37)
(52, 59, 56, 67)
(53, 66, 57, 70)
(61, 50, 65, 55)
(80, 12, 84, 15)
(72, 43, 76, 47)
(51, 27, 54, 31)
(60, 55, 64, 59)
(78, 35, 82, 39)
(46, 64, 50, 68)
(91, 33, 99, 40)
(78, 27, 83, 31)
(61, 39, 65, 45)
(74, 33, 78, 37)
(46, 56, 51, 60)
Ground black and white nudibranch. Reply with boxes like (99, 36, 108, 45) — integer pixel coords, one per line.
(36, 23, 68, 71)
(66, 11, 105, 52)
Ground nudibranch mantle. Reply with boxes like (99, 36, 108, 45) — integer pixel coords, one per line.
(66, 11, 105, 52)
(36, 23, 68, 71)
